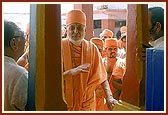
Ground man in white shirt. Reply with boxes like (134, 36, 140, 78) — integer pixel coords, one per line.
(148, 7, 164, 49)
(4, 20, 28, 111)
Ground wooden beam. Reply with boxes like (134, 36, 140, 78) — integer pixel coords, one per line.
(35, 4, 67, 111)
(122, 4, 148, 109)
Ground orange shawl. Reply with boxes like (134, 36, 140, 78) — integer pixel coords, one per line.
(62, 38, 107, 111)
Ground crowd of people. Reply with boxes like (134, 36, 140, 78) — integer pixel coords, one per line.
(4, 6, 164, 111)
(90, 26, 127, 110)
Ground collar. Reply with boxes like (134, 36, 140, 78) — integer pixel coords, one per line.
(4, 56, 17, 65)
(149, 36, 164, 47)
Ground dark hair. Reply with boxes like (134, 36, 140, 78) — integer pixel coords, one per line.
(4, 20, 24, 47)
(121, 35, 126, 41)
(116, 30, 121, 40)
(149, 7, 164, 31)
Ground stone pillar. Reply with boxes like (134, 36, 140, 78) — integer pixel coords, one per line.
(74, 4, 94, 40)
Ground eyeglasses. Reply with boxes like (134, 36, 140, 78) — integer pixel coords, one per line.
(67, 24, 85, 31)
(106, 47, 117, 51)
(149, 21, 157, 33)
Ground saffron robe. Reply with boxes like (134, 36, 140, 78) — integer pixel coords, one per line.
(95, 57, 117, 110)
(62, 38, 107, 111)
(111, 58, 126, 100)
(95, 85, 109, 111)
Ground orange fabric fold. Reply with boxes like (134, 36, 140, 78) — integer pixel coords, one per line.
(112, 58, 126, 81)
(90, 37, 104, 49)
(96, 97, 109, 111)
(62, 39, 74, 108)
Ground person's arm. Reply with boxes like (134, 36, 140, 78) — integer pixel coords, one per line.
(63, 63, 90, 79)
(101, 80, 118, 110)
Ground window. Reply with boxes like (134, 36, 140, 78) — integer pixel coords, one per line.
(115, 20, 126, 27)
(94, 20, 101, 29)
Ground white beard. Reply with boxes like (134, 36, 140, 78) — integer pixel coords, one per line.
(69, 37, 83, 45)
